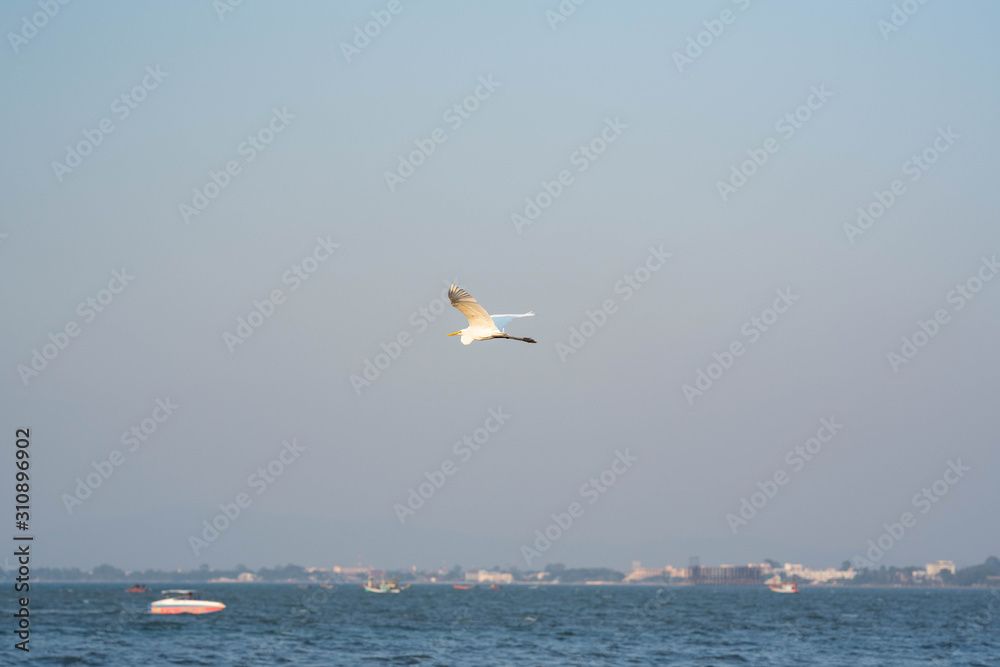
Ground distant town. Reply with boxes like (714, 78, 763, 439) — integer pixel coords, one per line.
(34, 556, 1000, 587)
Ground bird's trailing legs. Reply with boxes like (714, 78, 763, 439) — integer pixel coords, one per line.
(488, 334, 537, 343)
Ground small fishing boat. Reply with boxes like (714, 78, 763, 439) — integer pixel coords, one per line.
(125, 584, 148, 593)
(149, 590, 225, 614)
(768, 580, 798, 594)
(490, 584, 503, 590)
(363, 576, 409, 593)
(453, 584, 474, 590)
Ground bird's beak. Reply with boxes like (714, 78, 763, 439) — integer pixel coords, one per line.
(446, 331, 461, 336)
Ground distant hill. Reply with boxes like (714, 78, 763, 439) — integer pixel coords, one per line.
(944, 556, 1000, 586)
(850, 557, 999, 586)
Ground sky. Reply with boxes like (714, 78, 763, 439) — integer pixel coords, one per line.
(1, 0, 998, 574)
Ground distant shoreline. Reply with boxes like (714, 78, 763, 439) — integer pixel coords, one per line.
(32, 580, 997, 590)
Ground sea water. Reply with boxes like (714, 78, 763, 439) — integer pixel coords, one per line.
(15, 583, 1000, 665)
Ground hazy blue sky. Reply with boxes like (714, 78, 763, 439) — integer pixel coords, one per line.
(2, 0, 998, 573)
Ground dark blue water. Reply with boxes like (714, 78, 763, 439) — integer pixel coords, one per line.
(15, 584, 1000, 665)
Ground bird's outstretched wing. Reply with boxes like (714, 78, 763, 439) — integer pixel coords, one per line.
(449, 284, 497, 331)
(490, 312, 535, 332)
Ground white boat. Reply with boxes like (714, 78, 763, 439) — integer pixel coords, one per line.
(149, 590, 226, 614)
(362, 575, 409, 594)
(768, 581, 798, 594)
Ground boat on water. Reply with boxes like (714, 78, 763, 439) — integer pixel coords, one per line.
(453, 585, 475, 590)
(768, 581, 799, 594)
(125, 584, 148, 593)
(362, 576, 409, 594)
(149, 590, 225, 614)
(490, 584, 503, 590)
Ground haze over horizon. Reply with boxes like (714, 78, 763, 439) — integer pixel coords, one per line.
(2, 1, 998, 575)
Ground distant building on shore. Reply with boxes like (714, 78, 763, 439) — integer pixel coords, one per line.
(924, 560, 956, 579)
(624, 562, 692, 583)
(776, 563, 854, 584)
(689, 564, 763, 585)
(625, 561, 764, 585)
(207, 571, 258, 583)
(466, 570, 513, 584)
(625, 561, 857, 585)
(624, 565, 666, 583)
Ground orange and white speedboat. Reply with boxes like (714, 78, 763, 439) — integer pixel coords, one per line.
(149, 590, 225, 614)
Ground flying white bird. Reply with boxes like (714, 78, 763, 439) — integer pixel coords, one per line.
(447, 284, 536, 345)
